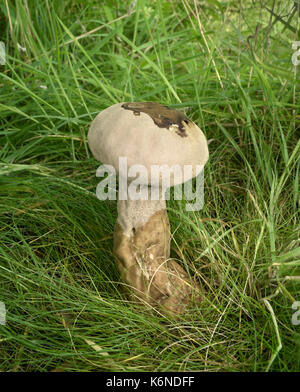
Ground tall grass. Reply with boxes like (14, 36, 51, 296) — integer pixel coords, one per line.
(0, 0, 299, 371)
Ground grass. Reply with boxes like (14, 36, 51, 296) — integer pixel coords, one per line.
(0, 0, 299, 372)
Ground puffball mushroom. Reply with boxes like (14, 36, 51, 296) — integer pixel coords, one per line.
(88, 102, 209, 314)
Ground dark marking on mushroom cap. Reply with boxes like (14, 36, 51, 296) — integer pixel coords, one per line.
(121, 102, 191, 137)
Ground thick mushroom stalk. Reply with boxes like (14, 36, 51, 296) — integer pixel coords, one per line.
(114, 186, 199, 314)
(88, 102, 209, 315)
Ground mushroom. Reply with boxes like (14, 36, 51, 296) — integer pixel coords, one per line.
(88, 102, 209, 314)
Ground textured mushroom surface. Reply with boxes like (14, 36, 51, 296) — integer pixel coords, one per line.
(88, 102, 209, 186)
(121, 101, 190, 137)
(114, 203, 201, 314)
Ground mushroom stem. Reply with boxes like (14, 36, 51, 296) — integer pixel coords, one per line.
(113, 186, 200, 314)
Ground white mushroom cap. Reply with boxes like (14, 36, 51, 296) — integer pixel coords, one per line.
(88, 102, 209, 187)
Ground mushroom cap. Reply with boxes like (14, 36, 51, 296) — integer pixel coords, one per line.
(88, 102, 209, 186)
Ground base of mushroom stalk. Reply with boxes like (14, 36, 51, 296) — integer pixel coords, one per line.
(113, 187, 201, 314)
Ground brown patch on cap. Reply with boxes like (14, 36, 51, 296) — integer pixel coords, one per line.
(121, 101, 190, 137)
